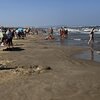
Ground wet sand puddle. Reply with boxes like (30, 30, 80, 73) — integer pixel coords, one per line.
(75, 50, 100, 62)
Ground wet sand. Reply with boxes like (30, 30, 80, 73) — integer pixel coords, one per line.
(0, 34, 100, 100)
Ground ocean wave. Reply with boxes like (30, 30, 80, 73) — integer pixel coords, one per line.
(73, 38, 81, 41)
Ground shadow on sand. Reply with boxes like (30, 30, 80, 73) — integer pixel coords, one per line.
(0, 67, 16, 70)
(14, 43, 24, 46)
(3, 47, 25, 51)
(0, 64, 16, 70)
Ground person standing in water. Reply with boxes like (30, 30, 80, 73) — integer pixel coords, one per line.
(88, 28, 94, 45)
(64, 27, 68, 38)
(60, 27, 65, 39)
(88, 28, 95, 61)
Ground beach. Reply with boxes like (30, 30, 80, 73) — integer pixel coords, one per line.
(0, 34, 100, 100)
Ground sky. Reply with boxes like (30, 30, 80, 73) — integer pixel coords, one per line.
(0, 0, 100, 27)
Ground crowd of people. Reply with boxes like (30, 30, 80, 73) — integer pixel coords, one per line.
(45, 27, 68, 40)
(45, 27, 95, 46)
(0, 27, 31, 48)
(59, 27, 68, 39)
(0, 26, 95, 50)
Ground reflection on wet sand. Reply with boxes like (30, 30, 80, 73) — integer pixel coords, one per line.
(89, 43, 94, 61)
(60, 38, 68, 46)
(60, 38, 65, 45)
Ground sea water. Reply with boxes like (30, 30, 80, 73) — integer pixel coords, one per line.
(49, 32, 100, 62)
(54, 32, 100, 48)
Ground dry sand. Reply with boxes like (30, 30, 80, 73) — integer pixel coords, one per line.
(0, 34, 100, 100)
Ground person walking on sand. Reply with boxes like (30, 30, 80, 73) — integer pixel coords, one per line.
(6, 29, 14, 48)
(88, 28, 94, 45)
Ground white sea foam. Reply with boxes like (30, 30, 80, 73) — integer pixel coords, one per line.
(73, 39, 81, 41)
(96, 51, 100, 54)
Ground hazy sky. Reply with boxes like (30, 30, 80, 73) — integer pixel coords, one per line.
(0, 0, 100, 27)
